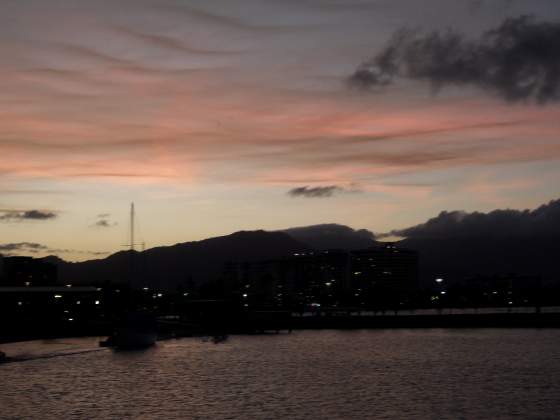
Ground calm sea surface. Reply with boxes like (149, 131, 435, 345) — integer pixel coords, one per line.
(1, 329, 560, 419)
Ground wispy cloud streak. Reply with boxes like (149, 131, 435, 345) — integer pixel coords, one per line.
(288, 185, 360, 198)
(0, 209, 57, 221)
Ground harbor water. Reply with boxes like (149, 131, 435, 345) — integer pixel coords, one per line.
(1, 329, 560, 419)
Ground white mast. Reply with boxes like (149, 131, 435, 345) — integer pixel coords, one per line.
(123, 202, 143, 251)
(130, 202, 135, 251)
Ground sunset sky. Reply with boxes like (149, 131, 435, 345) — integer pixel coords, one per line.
(1, 0, 559, 260)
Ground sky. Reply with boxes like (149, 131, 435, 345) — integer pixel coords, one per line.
(1, 0, 560, 261)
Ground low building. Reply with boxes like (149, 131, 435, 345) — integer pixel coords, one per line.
(0, 256, 57, 287)
(0, 286, 103, 324)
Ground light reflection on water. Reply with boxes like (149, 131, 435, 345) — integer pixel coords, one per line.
(1, 329, 560, 419)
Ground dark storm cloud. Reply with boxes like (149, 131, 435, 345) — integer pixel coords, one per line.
(0, 209, 57, 221)
(390, 198, 560, 238)
(287, 185, 357, 198)
(349, 15, 560, 103)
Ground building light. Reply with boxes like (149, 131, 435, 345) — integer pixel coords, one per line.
(66, 284, 72, 288)
(354, 271, 362, 275)
(242, 293, 248, 298)
(435, 278, 443, 283)
(94, 300, 100, 305)
(440, 291, 446, 295)
(157, 293, 163, 297)
(17, 301, 23, 306)
(325, 282, 332, 287)
(76, 301, 81, 305)
(143, 287, 149, 291)
(54, 294, 62, 299)
(68, 318, 74, 321)
(183, 292, 189, 297)
(24, 282, 31, 287)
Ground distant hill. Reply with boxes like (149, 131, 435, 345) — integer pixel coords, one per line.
(281, 224, 377, 250)
(399, 235, 560, 287)
(53, 230, 310, 290)
(39, 198, 560, 290)
(395, 199, 560, 286)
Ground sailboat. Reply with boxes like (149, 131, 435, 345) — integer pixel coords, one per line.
(100, 203, 157, 349)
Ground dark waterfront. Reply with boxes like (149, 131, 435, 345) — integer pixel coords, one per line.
(2, 329, 560, 420)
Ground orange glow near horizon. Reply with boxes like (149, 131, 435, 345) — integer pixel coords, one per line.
(1, 0, 560, 261)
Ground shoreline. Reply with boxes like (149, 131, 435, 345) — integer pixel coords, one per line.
(2, 311, 560, 347)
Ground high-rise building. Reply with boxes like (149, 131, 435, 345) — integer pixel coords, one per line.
(223, 244, 418, 308)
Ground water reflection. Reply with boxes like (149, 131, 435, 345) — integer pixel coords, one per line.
(2, 330, 560, 419)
